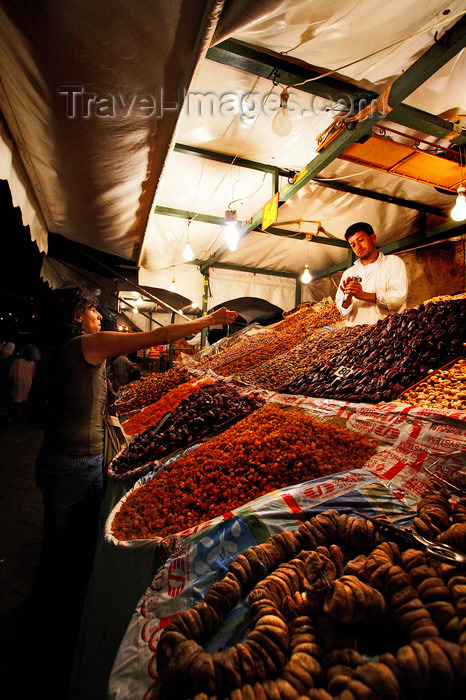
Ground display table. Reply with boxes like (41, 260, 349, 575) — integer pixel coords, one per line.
(70, 398, 466, 700)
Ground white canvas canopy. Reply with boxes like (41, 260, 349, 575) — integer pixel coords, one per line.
(0, 0, 465, 320)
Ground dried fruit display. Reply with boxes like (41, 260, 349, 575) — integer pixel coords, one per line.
(213, 333, 314, 377)
(424, 292, 466, 304)
(111, 404, 377, 539)
(121, 377, 215, 435)
(110, 381, 265, 477)
(201, 303, 342, 377)
(400, 358, 466, 410)
(200, 329, 275, 372)
(238, 326, 365, 391)
(114, 367, 190, 414)
(155, 509, 466, 700)
(284, 298, 466, 403)
(271, 302, 341, 335)
(412, 478, 466, 551)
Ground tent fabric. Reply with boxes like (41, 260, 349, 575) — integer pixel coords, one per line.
(0, 0, 228, 259)
(0, 115, 48, 252)
(0, 1, 465, 309)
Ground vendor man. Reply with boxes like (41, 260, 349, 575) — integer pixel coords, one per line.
(335, 222, 408, 326)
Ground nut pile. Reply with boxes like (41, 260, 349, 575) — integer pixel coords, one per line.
(114, 367, 190, 414)
(154, 509, 466, 700)
(424, 292, 466, 304)
(110, 381, 265, 477)
(400, 358, 466, 411)
(284, 299, 466, 403)
(201, 304, 342, 377)
(111, 404, 377, 539)
(238, 326, 365, 391)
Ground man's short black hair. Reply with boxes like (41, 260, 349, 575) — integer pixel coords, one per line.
(344, 222, 374, 241)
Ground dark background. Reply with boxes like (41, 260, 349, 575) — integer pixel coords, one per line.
(0, 180, 48, 349)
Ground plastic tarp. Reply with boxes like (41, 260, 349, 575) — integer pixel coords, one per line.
(69, 395, 466, 699)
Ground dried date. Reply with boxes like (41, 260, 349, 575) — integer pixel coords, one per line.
(111, 380, 265, 475)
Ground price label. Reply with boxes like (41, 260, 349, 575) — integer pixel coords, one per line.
(262, 192, 279, 230)
(333, 366, 354, 379)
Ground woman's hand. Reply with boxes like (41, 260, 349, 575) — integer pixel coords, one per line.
(207, 307, 238, 326)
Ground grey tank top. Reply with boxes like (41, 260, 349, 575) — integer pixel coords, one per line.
(43, 336, 107, 455)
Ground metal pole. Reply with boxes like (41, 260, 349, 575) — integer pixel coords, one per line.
(168, 311, 175, 369)
(201, 271, 209, 348)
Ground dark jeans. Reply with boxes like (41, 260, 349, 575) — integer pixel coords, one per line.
(34, 447, 104, 696)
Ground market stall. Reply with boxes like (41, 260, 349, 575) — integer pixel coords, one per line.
(1, 3, 466, 700)
(106, 397, 466, 700)
(69, 297, 466, 700)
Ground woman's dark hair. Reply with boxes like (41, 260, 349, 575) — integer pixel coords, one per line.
(38, 283, 99, 348)
(19, 347, 33, 362)
(344, 222, 374, 241)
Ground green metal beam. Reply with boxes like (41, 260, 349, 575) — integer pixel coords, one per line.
(311, 260, 349, 281)
(174, 143, 293, 177)
(206, 39, 466, 144)
(202, 20, 466, 271)
(200, 110, 384, 271)
(173, 144, 446, 216)
(154, 205, 225, 226)
(312, 179, 446, 217)
(295, 281, 302, 307)
(267, 227, 348, 248)
(380, 219, 466, 254)
(388, 15, 466, 106)
(154, 205, 347, 247)
(153, 205, 346, 242)
(201, 273, 209, 347)
(387, 103, 466, 144)
(206, 39, 374, 108)
(208, 35, 465, 141)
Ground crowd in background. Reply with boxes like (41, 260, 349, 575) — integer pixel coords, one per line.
(0, 340, 39, 426)
(0, 340, 140, 428)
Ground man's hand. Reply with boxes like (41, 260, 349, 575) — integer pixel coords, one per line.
(341, 278, 364, 300)
(340, 277, 376, 305)
(207, 307, 238, 326)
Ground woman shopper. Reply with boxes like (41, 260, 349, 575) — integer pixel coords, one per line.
(9, 345, 35, 424)
(32, 283, 237, 697)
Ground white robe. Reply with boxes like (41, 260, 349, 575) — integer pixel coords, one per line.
(335, 252, 408, 326)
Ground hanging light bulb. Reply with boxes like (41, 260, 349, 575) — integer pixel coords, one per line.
(183, 240, 194, 260)
(272, 89, 292, 137)
(224, 209, 239, 251)
(183, 220, 194, 260)
(169, 274, 176, 292)
(451, 185, 466, 221)
(301, 264, 312, 284)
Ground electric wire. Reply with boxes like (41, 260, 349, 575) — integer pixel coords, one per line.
(286, 10, 466, 88)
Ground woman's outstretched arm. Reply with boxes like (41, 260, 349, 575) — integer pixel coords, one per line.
(82, 307, 237, 365)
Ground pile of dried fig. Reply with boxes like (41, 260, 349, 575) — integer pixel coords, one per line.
(154, 509, 466, 700)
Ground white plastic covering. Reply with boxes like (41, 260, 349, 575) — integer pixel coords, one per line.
(0, 0, 465, 308)
(140, 0, 466, 299)
(0, 117, 48, 252)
